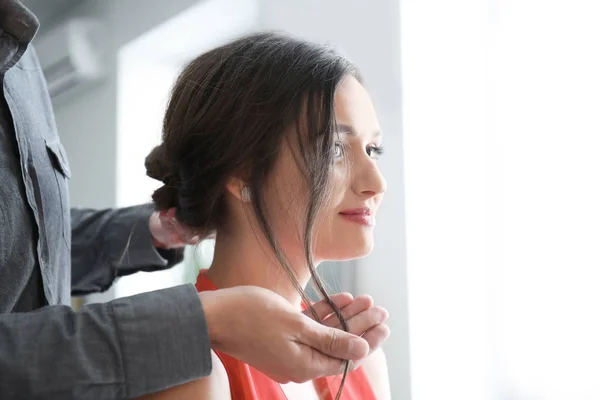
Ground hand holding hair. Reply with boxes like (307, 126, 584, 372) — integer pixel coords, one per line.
(199, 288, 389, 383)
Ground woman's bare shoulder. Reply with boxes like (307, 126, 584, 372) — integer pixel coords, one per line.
(135, 350, 231, 400)
(360, 348, 391, 400)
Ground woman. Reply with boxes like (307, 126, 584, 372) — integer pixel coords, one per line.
(141, 32, 390, 400)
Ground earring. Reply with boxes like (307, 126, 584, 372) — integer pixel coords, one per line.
(241, 186, 252, 202)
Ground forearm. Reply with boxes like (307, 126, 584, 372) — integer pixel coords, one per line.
(0, 284, 211, 400)
(71, 204, 182, 295)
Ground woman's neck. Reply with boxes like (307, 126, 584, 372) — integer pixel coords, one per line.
(206, 228, 313, 308)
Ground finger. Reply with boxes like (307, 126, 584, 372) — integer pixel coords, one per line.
(321, 295, 374, 328)
(296, 335, 366, 380)
(344, 324, 391, 372)
(163, 207, 177, 219)
(170, 229, 198, 245)
(301, 348, 348, 380)
(159, 212, 200, 245)
(187, 235, 201, 244)
(361, 323, 391, 356)
(342, 306, 389, 338)
(303, 293, 354, 320)
(301, 318, 369, 362)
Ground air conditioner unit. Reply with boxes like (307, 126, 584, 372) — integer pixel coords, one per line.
(35, 18, 104, 100)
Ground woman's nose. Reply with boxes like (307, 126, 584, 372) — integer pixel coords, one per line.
(353, 158, 386, 198)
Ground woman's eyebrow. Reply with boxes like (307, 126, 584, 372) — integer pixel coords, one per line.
(335, 123, 381, 138)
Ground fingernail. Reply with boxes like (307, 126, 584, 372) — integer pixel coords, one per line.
(378, 307, 389, 321)
(356, 294, 373, 306)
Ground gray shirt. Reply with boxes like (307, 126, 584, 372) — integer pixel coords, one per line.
(0, 1, 212, 398)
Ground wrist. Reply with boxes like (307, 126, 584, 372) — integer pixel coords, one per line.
(198, 290, 225, 351)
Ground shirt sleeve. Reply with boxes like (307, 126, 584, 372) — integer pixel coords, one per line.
(70, 204, 183, 296)
(0, 284, 212, 400)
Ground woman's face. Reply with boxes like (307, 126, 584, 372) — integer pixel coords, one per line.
(264, 76, 386, 263)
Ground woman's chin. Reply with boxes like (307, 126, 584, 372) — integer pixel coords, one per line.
(349, 243, 374, 259)
(349, 236, 375, 258)
(319, 239, 374, 261)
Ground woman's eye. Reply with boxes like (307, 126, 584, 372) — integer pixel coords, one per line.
(367, 145, 384, 159)
(334, 143, 343, 158)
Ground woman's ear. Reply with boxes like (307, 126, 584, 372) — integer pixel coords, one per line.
(225, 177, 250, 202)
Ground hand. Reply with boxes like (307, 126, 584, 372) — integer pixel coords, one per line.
(149, 208, 202, 249)
(304, 293, 390, 368)
(199, 287, 389, 383)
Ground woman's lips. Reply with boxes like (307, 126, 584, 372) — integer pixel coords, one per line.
(339, 208, 375, 227)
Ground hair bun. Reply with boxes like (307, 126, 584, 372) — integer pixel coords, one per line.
(146, 145, 179, 210)
(145, 145, 171, 183)
(151, 184, 178, 210)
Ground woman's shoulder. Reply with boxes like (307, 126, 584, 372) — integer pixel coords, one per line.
(135, 350, 231, 400)
(206, 350, 232, 399)
(359, 349, 391, 400)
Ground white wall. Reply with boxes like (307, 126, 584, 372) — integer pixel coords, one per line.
(50, 0, 205, 208)
(49, 0, 116, 208)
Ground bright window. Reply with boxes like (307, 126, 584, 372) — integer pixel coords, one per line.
(402, 0, 600, 399)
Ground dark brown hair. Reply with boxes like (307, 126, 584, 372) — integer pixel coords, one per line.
(146, 32, 360, 398)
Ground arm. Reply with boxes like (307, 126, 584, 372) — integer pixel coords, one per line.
(0, 285, 212, 400)
(134, 293, 390, 400)
(361, 348, 391, 400)
(1, 285, 387, 399)
(135, 351, 231, 400)
(71, 204, 182, 295)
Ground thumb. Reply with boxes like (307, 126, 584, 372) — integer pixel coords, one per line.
(302, 319, 369, 361)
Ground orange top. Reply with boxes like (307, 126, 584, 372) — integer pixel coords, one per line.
(195, 270, 377, 400)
